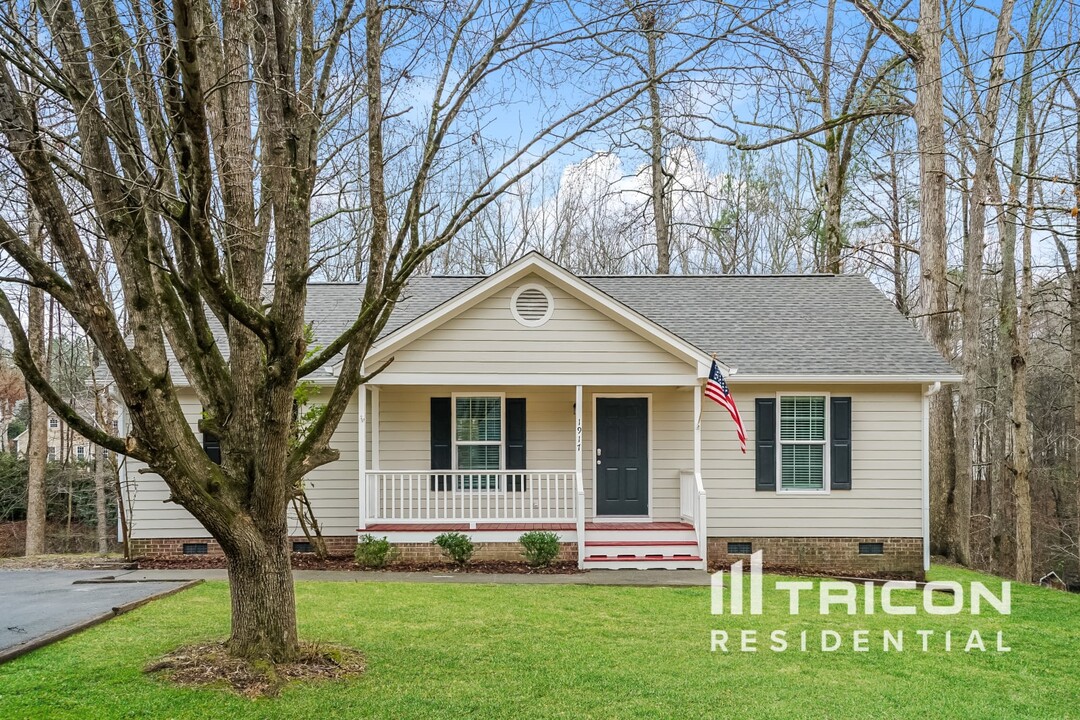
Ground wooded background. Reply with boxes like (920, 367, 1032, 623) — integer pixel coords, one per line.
(1, 0, 1077, 588)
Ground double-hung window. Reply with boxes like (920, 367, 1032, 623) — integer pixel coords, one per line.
(778, 395, 827, 491)
(454, 396, 502, 490)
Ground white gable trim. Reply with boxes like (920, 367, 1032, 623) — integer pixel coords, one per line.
(358, 252, 720, 377)
(732, 373, 963, 384)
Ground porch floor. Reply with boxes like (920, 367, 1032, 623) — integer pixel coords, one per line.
(363, 521, 693, 532)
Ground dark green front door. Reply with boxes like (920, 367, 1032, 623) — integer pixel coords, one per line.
(595, 397, 649, 516)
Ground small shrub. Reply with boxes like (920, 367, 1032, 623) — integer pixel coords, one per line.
(354, 534, 395, 568)
(519, 530, 562, 567)
(433, 531, 474, 566)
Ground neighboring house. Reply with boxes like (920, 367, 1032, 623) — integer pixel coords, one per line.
(12, 408, 99, 463)
(121, 253, 959, 577)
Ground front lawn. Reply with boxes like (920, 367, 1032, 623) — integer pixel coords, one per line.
(0, 567, 1076, 719)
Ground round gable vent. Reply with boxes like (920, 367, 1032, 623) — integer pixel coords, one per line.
(511, 284, 554, 327)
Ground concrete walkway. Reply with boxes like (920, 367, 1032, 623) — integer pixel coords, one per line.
(104, 567, 711, 586)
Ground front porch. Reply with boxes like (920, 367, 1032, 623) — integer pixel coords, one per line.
(356, 385, 708, 569)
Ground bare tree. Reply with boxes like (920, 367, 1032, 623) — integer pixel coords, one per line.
(849, 0, 954, 558)
(23, 206, 46, 556)
(0, 0, 713, 661)
(946, 0, 1016, 567)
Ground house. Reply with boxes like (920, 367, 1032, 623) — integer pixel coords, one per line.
(121, 252, 959, 577)
(12, 407, 98, 463)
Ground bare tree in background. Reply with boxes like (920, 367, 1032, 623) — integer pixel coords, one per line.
(946, 0, 1015, 567)
(23, 206, 46, 556)
(850, 0, 953, 558)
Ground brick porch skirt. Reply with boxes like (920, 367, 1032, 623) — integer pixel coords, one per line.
(707, 536, 924, 579)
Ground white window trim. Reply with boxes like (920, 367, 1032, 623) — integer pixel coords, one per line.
(775, 391, 831, 495)
(509, 283, 554, 327)
(451, 392, 505, 490)
(48, 417, 59, 428)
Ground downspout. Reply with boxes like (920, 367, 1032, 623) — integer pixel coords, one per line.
(922, 382, 942, 574)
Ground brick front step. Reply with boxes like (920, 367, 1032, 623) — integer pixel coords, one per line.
(364, 523, 575, 532)
(584, 540, 697, 546)
(585, 541, 699, 557)
(584, 555, 704, 570)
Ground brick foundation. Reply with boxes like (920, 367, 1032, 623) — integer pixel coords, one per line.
(130, 536, 577, 564)
(707, 536, 924, 579)
(130, 536, 357, 559)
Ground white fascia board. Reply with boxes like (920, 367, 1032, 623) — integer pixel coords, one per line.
(367, 372, 701, 387)
(356, 252, 722, 376)
(731, 374, 964, 384)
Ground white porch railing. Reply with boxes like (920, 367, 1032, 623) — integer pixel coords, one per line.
(680, 470, 708, 563)
(365, 470, 577, 523)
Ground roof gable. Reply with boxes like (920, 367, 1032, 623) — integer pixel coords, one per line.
(363, 252, 715, 377)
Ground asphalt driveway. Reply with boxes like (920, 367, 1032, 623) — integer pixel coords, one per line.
(0, 570, 193, 662)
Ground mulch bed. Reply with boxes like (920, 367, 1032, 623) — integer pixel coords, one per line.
(136, 555, 582, 574)
(145, 641, 365, 697)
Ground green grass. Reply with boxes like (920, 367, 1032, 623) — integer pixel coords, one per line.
(0, 566, 1076, 719)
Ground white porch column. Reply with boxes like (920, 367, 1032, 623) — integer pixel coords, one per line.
(371, 386, 381, 471)
(358, 384, 367, 531)
(575, 385, 585, 569)
(575, 385, 583, 481)
(693, 384, 702, 479)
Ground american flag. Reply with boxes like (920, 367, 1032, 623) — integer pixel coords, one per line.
(705, 360, 746, 454)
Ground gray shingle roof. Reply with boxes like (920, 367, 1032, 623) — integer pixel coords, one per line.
(357, 273, 955, 377)
(581, 275, 956, 377)
(107, 272, 956, 385)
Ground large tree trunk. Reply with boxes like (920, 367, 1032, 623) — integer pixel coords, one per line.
(850, 0, 954, 561)
(915, 0, 954, 559)
(24, 206, 47, 557)
(996, 0, 1042, 578)
(952, 0, 1014, 567)
(1012, 100, 1041, 583)
(225, 533, 298, 661)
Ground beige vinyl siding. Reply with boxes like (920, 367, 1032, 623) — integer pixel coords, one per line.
(378, 386, 575, 472)
(375, 385, 685, 522)
(126, 390, 361, 540)
(367, 274, 697, 382)
(702, 383, 923, 537)
(126, 381, 924, 538)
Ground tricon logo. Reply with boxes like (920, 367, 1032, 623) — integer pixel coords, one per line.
(711, 550, 764, 615)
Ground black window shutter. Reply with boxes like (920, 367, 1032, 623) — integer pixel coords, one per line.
(203, 433, 221, 465)
(755, 398, 776, 491)
(506, 398, 527, 491)
(831, 397, 852, 490)
(430, 397, 452, 490)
